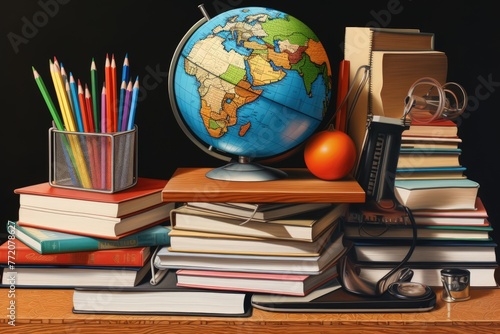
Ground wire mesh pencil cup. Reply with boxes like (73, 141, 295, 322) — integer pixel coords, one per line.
(49, 126, 138, 193)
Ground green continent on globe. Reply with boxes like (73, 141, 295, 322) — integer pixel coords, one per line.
(184, 9, 331, 140)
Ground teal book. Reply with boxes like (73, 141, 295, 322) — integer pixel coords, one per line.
(11, 221, 171, 254)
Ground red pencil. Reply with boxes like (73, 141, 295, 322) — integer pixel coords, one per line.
(77, 79, 91, 133)
(84, 84, 95, 133)
(104, 54, 113, 132)
(111, 54, 118, 132)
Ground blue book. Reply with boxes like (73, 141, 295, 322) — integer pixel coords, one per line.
(11, 221, 171, 254)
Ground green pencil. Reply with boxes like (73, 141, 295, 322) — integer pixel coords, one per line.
(91, 58, 100, 132)
(32, 66, 64, 130)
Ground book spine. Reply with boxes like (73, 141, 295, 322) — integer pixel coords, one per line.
(39, 228, 170, 254)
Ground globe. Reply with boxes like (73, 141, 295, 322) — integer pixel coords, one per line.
(168, 6, 332, 181)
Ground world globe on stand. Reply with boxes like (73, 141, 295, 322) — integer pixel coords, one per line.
(168, 6, 333, 181)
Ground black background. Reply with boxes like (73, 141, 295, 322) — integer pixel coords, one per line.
(1, 0, 499, 259)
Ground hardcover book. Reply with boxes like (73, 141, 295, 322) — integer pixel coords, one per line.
(14, 177, 169, 217)
(0, 239, 151, 266)
(175, 262, 338, 296)
(167, 223, 339, 256)
(11, 221, 171, 254)
(394, 178, 479, 210)
(1, 260, 152, 288)
(72, 270, 252, 317)
(154, 232, 348, 275)
(171, 203, 347, 242)
(17, 202, 172, 239)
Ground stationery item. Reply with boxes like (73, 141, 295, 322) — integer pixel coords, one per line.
(334, 59, 349, 132)
(105, 54, 113, 132)
(121, 80, 133, 131)
(32, 67, 64, 130)
(50, 59, 76, 132)
(111, 54, 118, 131)
(118, 53, 129, 128)
(127, 76, 140, 130)
(72, 270, 252, 317)
(69, 72, 84, 132)
(84, 84, 95, 133)
(90, 58, 100, 133)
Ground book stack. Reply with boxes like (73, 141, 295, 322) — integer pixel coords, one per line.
(343, 27, 498, 288)
(1, 178, 174, 289)
(154, 201, 350, 296)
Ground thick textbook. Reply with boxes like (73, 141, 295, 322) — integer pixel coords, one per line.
(168, 223, 339, 256)
(396, 166, 467, 180)
(17, 203, 172, 238)
(0, 239, 151, 266)
(185, 201, 332, 221)
(171, 203, 347, 242)
(369, 50, 447, 117)
(154, 232, 348, 275)
(394, 178, 479, 210)
(403, 117, 458, 138)
(15, 177, 169, 217)
(176, 263, 338, 296)
(12, 221, 171, 254)
(72, 270, 252, 317)
(401, 135, 462, 149)
(1, 261, 151, 288)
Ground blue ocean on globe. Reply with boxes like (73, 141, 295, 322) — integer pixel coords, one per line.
(172, 7, 332, 159)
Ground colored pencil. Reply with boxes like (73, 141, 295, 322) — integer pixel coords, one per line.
(127, 76, 140, 131)
(111, 54, 118, 132)
(90, 58, 100, 133)
(60, 63, 74, 115)
(105, 54, 113, 133)
(100, 85, 107, 190)
(118, 53, 129, 129)
(51, 59, 76, 132)
(121, 80, 133, 132)
(32, 67, 64, 130)
(69, 73, 84, 132)
(84, 84, 95, 133)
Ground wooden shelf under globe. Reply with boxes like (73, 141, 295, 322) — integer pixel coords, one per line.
(162, 167, 365, 203)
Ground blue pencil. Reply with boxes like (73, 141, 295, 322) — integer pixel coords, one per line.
(127, 76, 139, 131)
(118, 54, 129, 130)
(69, 73, 84, 132)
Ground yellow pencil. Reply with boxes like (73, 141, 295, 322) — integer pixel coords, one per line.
(49, 58, 92, 188)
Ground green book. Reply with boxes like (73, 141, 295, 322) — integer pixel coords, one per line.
(10, 221, 171, 254)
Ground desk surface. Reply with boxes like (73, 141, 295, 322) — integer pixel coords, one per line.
(1, 287, 499, 333)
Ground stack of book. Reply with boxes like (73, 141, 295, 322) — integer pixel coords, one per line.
(152, 201, 350, 296)
(1, 178, 173, 288)
(343, 26, 498, 288)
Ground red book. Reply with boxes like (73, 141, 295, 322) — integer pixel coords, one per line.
(14, 177, 169, 217)
(0, 239, 150, 267)
(403, 117, 458, 138)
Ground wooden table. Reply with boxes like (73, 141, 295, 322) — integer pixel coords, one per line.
(1, 287, 499, 333)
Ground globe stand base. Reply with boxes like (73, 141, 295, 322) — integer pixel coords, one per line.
(205, 161, 288, 182)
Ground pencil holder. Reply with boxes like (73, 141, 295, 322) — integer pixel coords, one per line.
(49, 126, 138, 193)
